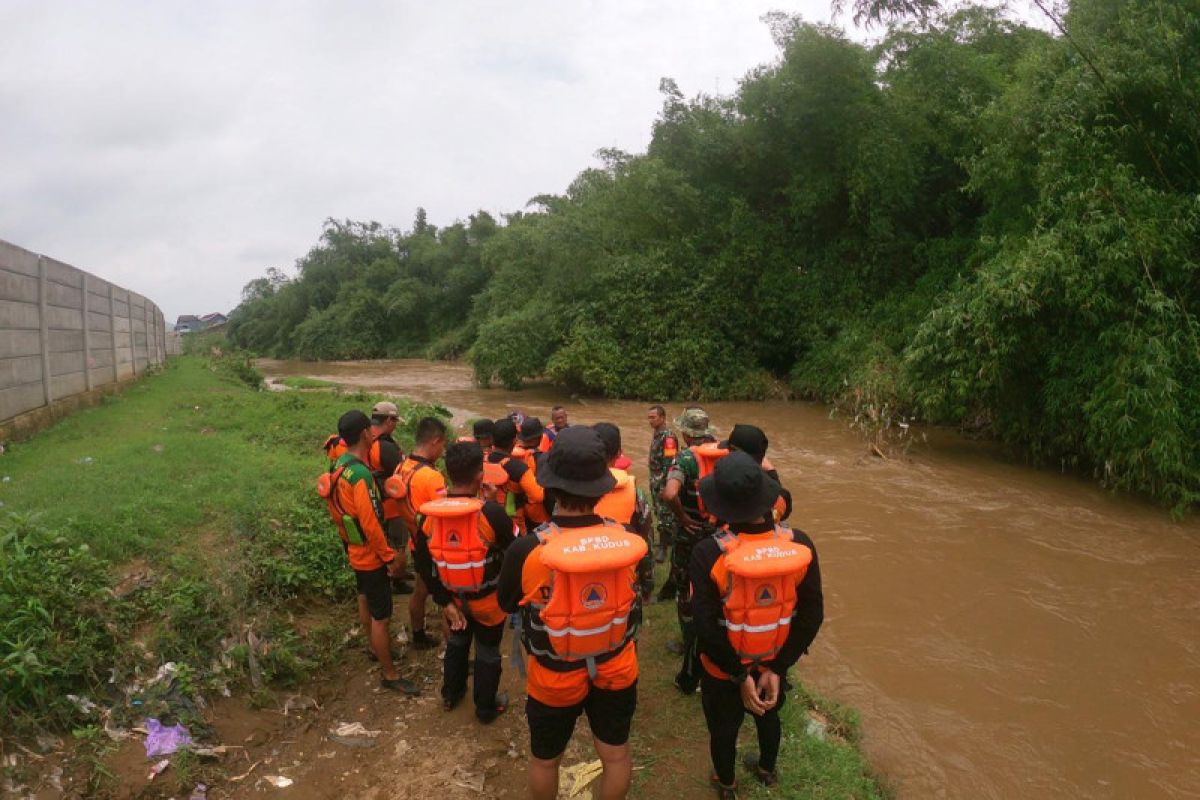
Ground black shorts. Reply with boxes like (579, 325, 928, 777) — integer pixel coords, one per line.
(355, 567, 393, 621)
(525, 682, 637, 760)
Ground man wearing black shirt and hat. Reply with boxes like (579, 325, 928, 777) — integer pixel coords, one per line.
(719, 423, 792, 522)
(689, 452, 823, 799)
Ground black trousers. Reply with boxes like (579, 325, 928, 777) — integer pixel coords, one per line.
(673, 526, 710, 690)
(700, 671, 786, 787)
(443, 616, 504, 719)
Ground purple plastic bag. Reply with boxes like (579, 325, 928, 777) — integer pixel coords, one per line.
(144, 718, 192, 757)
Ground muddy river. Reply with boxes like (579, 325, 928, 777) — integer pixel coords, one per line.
(259, 358, 1200, 799)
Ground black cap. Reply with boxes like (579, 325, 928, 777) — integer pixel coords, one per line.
(537, 426, 617, 498)
(473, 418, 495, 437)
(720, 423, 769, 464)
(493, 418, 517, 448)
(592, 422, 622, 462)
(337, 410, 372, 444)
(520, 416, 544, 443)
(699, 451, 779, 524)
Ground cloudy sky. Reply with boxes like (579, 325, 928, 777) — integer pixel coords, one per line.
(0, 1, 941, 320)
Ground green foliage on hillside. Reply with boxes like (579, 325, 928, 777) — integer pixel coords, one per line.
(228, 0, 1199, 510)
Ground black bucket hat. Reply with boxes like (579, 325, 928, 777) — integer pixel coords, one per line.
(719, 423, 769, 464)
(520, 416, 545, 443)
(537, 426, 617, 498)
(699, 451, 780, 524)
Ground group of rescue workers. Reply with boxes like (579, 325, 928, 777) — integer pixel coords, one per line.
(319, 402, 823, 800)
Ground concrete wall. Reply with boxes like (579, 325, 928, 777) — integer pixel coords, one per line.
(0, 238, 167, 430)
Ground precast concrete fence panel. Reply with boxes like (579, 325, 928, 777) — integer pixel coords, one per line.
(0, 238, 167, 433)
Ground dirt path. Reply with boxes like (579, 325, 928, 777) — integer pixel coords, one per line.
(96, 575, 716, 800)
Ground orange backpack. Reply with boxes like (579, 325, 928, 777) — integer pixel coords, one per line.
(323, 434, 347, 463)
(419, 497, 497, 595)
(533, 523, 648, 668)
(693, 442, 730, 480)
(692, 442, 730, 513)
(715, 526, 813, 665)
(316, 461, 365, 546)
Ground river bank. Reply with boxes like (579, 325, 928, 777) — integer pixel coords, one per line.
(0, 353, 880, 798)
(257, 356, 1200, 800)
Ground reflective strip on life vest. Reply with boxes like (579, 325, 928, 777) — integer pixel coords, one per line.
(435, 557, 492, 571)
(719, 617, 792, 634)
(532, 614, 631, 638)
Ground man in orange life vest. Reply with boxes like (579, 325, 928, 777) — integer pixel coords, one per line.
(517, 417, 551, 527)
(593, 422, 654, 602)
(487, 417, 544, 533)
(690, 453, 823, 799)
(719, 424, 793, 523)
(323, 411, 419, 695)
(411, 441, 515, 723)
(366, 401, 414, 594)
(393, 417, 448, 649)
(497, 426, 647, 800)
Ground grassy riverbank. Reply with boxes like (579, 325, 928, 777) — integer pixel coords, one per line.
(0, 349, 883, 798)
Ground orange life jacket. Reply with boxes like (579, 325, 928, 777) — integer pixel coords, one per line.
(483, 461, 509, 488)
(693, 442, 730, 480)
(595, 468, 637, 525)
(692, 442, 730, 512)
(714, 526, 812, 665)
(519, 450, 550, 526)
(486, 454, 521, 525)
(366, 438, 403, 519)
(385, 458, 440, 532)
(419, 497, 499, 596)
(317, 459, 363, 545)
(526, 522, 647, 670)
(538, 432, 552, 453)
(383, 458, 435, 501)
(323, 434, 347, 462)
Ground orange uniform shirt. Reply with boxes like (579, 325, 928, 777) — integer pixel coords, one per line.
(327, 454, 396, 571)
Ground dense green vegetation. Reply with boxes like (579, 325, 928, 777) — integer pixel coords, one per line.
(0, 348, 442, 744)
(228, 0, 1198, 511)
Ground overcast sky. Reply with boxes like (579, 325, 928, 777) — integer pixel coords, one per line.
(0, 1, 1027, 321)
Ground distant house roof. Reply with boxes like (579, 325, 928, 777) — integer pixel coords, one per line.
(176, 314, 200, 325)
(200, 312, 227, 323)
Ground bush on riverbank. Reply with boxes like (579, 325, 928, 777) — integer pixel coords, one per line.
(226, 0, 1198, 512)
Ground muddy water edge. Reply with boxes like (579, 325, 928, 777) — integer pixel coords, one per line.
(258, 358, 1200, 800)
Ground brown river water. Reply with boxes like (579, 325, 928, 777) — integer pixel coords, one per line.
(259, 358, 1200, 800)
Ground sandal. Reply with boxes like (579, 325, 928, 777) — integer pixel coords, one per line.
(380, 676, 421, 696)
(710, 774, 738, 799)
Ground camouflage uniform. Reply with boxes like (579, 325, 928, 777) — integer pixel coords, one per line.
(666, 407, 718, 692)
(648, 425, 679, 560)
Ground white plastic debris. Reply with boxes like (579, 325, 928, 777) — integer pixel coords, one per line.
(265, 775, 294, 788)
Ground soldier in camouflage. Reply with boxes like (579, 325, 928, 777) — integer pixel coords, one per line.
(660, 405, 719, 694)
(647, 405, 679, 572)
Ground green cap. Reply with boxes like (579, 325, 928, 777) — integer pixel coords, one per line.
(676, 406, 715, 437)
